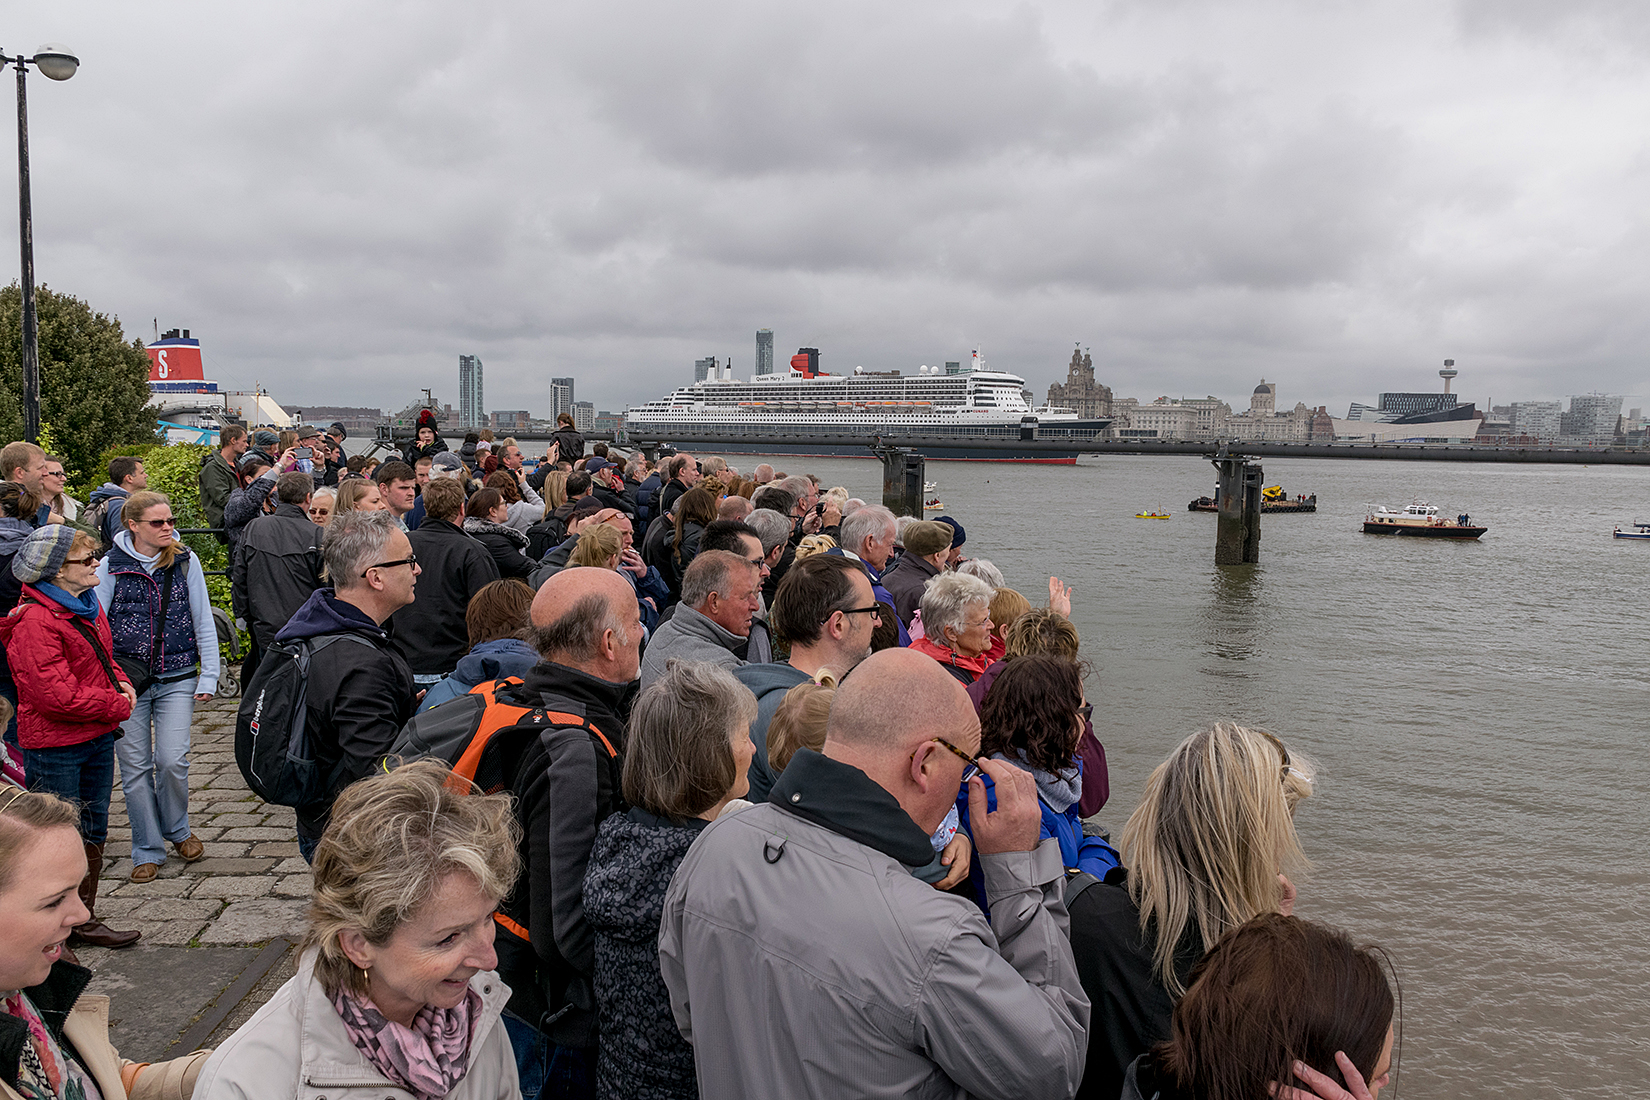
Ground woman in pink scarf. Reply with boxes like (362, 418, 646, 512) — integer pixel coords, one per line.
(196, 762, 522, 1100)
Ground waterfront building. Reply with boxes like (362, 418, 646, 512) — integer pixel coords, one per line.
(1112, 396, 1233, 440)
(1561, 394, 1623, 443)
(1508, 401, 1562, 440)
(1378, 391, 1457, 417)
(594, 410, 623, 435)
(573, 400, 595, 432)
(458, 355, 484, 428)
(1227, 381, 1312, 441)
(550, 377, 575, 422)
(491, 410, 531, 431)
(756, 330, 774, 375)
(1044, 345, 1114, 420)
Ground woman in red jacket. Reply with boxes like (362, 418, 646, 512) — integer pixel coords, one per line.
(0, 524, 141, 949)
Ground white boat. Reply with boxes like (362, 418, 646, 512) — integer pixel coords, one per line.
(1363, 501, 1486, 539)
(1612, 522, 1650, 540)
(624, 351, 1112, 463)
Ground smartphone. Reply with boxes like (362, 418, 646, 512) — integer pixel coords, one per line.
(814, 502, 826, 516)
(294, 446, 313, 460)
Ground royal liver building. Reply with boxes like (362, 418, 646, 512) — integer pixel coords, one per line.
(1045, 345, 1113, 419)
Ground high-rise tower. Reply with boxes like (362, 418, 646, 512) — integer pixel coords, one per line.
(550, 377, 574, 421)
(458, 355, 484, 428)
(755, 329, 774, 375)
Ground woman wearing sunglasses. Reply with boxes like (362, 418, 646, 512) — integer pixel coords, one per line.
(1069, 721, 1315, 1100)
(955, 654, 1119, 916)
(0, 525, 141, 950)
(93, 491, 221, 885)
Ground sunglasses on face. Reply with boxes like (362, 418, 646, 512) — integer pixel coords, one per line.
(141, 517, 175, 529)
(63, 554, 100, 567)
(1077, 703, 1094, 723)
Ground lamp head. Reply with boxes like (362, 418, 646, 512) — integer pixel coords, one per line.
(32, 45, 78, 81)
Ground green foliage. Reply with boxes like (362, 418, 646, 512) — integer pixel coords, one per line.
(0, 283, 159, 485)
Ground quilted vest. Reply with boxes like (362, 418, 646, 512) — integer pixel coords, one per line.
(104, 542, 198, 675)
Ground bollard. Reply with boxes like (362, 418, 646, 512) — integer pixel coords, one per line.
(876, 443, 926, 517)
(1213, 454, 1263, 564)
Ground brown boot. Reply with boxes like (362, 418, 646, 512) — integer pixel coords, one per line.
(69, 842, 141, 949)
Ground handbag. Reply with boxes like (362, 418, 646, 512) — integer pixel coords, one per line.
(113, 561, 177, 696)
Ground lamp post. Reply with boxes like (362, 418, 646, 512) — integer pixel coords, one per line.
(1, 44, 78, 444)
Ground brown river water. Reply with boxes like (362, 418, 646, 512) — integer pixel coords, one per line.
(699, 450, 1650, 1099)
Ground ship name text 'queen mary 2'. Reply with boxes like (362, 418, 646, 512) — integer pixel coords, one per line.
(623, 348, 1113, 463)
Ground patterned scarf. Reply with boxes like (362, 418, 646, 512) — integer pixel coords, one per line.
(3, 992, 100, 1100)
(329, 987, 480, 1100)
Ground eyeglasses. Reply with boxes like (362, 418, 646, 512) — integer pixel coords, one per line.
(1256, 729, 1305, 783)
(361, 554, 418, 577)
(928, 735, 986, 783)
(63, 554, 100, 567)
(963, 615, 993, 629)
(823, 604, 882, 625)
(141, 517, 176, 529)
(1077, 703, 1093, 723)
(44, 470, 66, 479)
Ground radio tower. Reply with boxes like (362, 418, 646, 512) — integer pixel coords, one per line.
(1439, 358, 1458, 394)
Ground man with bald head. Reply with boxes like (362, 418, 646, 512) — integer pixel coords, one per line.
(660, 649, 1089, 1100)
(494, 566, 644, 1094)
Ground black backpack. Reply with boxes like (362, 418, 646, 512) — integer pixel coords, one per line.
(235, 633, 377, 808)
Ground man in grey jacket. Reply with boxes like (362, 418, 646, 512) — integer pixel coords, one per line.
(659, 648, 1090, 1100)
(637, 550, 760, 689)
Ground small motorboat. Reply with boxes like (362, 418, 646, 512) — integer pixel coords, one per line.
(923, 481, 938, 493)
(1135, 509, 1171, 520)
(1363, 501, 1486, 539)
(1612, 522, 1650, 540)
(924, 497, 944, 510)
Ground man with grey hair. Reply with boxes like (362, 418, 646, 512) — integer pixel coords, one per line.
(270, 510, 419, 860)
(744, 507, 792, 604)
(831, 503, 908, 646)
(661, 649, 1088, 1099)
(717, 494, 753, 521)
(751, 462, 775, 485)
(494, 566, 643, 1091)
(639, 550, 761, 689)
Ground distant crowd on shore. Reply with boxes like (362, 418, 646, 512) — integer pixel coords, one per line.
(0, 418, 1397, 1100)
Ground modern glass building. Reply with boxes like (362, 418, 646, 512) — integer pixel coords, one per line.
(756, 330, 774, 375)
(458, 355, 484, 428)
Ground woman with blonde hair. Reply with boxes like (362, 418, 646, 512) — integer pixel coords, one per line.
(1070, 722, 1315, 1100)
(197, 760, 521, 1100)
(764, 679, 834, 774)
(0, 784, 213, 1099)
(94, 491, 220, 884)
(792, 533, 837, 561)
(332, 478, 387, 515)
(570, 522, 623, 570)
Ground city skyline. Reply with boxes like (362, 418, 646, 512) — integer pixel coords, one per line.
(10, 2, 1650, 418)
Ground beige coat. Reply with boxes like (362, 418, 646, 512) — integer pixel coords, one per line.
(0, 992, 210, 1100)
(193, 950, 517, 1100)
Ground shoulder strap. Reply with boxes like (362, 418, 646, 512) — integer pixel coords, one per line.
(65, 616, 123, 692)
(1064, 870, 1103, 910)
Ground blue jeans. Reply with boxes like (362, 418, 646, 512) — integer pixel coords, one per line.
(23, 732, 117, 844)
(298, 831, 319, 863)
(502, 1014, 595, 1100)
(115, 676, 198, 865)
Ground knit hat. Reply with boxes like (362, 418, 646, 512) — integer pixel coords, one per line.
(570, 495, 607, 520)
(903, 520, 953, 558)
(431, 451, 465, 472)
(11, 524, 80, 584)
(252, 429, 280, 449)
(934, 515, 966, 548)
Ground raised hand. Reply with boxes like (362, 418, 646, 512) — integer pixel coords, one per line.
(1048, 576, 1073, 617)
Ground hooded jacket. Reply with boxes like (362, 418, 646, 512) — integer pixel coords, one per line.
(223, 471, 278, 551)
(730, 661, 812, 803)
(414, 637, 541, 713)
(274, 588, 416, 839)
(636, 603, 745, 690)
(195, 949, 516, 1100)
(95, 531, 221, 695)
(1, 960, 209, 1100)
(881, 550, 944, 628)
(0, 583, 132, 748)
(230, 502, 325, 650)
(0, 517, 35, 681)
(494, 661, 635, 1049)
(658, 749, 1090, 1100)
(463, 517, 536, 579)
(387, 519, 500, 675)
(908, 634, 990, 684)
(198, 449, 241, 532)
(584, 808, 708, 1100)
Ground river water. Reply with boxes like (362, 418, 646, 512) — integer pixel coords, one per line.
(703, 450, 1650, 1099)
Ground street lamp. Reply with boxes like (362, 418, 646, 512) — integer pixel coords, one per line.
(1, 43, 79, 444)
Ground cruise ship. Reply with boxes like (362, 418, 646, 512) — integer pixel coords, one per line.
(624, 350, 1112, 463)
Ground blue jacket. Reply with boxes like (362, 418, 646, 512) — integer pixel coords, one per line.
(824, 548, 909, 646)
(955, 762, 1120, 916)
(416, 638, 542, 713)
(94, 531, 222, 694)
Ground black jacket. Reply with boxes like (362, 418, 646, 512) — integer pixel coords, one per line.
(591, 484, 635, 517)
(0, 960, 94, 1093)
(463, 517, 536, 580)
(882, 551, 945, 628)
(388, 519, 501, 675)
(666, 522, 705, 601)
(551, 426, 585, 462)
(496, 661, 637, 1048)
(275, 589, 416, 840)
(658, 478, 689, 519)
(1069, 868, 1204, 1100)
(231, 503, 325, 650)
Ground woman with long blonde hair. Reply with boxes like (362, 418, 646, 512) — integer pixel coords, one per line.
(1069, 722, 1314, 1100)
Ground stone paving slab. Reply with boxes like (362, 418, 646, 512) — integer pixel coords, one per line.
(84, 696, 313, 1057)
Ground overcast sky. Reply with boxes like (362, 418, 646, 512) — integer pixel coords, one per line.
(8, 0, 1650, 418)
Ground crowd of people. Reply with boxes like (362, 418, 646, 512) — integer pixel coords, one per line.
(0, 423, 1400, 1100)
